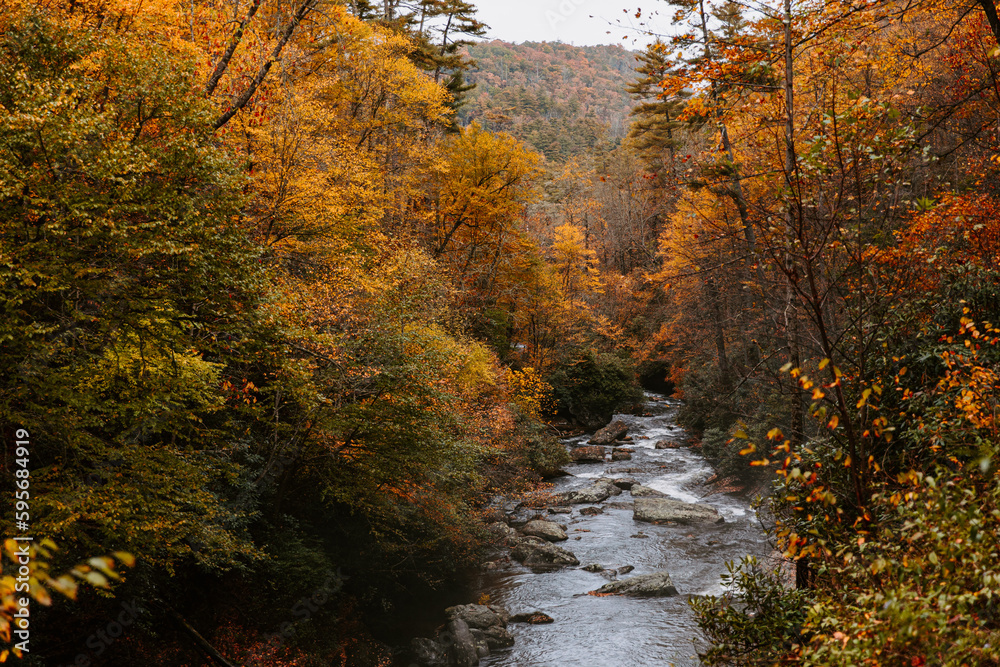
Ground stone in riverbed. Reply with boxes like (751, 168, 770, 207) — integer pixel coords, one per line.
(548, 507, 571, 515)
(611, 450, 632, 461)
(511, 536, 580, 567)
(446, 618, 479, 666)
(570, 445, 605, 462)
(589, 420, 629, 445)
(582, 563, 604, 572)
(520, 519, 568, 542)
(445, 603, 510, 629)
(590, 571, 679, 597)
(612, 477, 638, 490)
(629, 484, 666, 498)
(556, 479, 621, 504)
(510, 611, 554, 624)
(446, 603, 514, 657)
(633, 498, 724, 524)
(579, 506, 603, 516)
(471, 625, 514, 650)
(655, 440, 682, 449)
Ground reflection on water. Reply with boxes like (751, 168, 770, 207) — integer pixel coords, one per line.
(475, 394, 771, 667)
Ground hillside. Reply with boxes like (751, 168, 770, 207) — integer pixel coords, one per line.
(458, 40, 638, 162)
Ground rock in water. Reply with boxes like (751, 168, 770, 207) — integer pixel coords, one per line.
(445, 604, 509, 629)
(556, 479, 621, 504)
(629, 484, 666, 497)
(471, 625, 514, 650)
(521, 519, 568, 542)
(590, 571, 679, 597)
(511, 537, 580, 567)
(633, 498, 724, 524)
(446, 618, 479, 666)
(444, 604, 514, 658)
(589, 420, 629, 445)
(612, 477, 638, 489)
(510, 611, 555, 624)
(611, 450, 632, 461)
(655, 440, 681, 449)
(570, 445, 605, 462)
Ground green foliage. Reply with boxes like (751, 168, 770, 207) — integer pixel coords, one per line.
(547, 349, 643, 428)
(691, 556, 810, 667)
(800, 470, 1000, 666)
(0, 14, 264, 574)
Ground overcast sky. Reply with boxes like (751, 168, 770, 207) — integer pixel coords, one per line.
(472, 0, 670, 48)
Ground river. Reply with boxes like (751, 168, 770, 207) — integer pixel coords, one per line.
(472, 393, 772, 666)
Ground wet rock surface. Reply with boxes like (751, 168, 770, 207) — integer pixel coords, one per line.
(590, 571, 679, 598)
(629, 483, 666, 497)
(520, 520, 568, 542)
(555, 479, 621, 504)
(510, 536, 580, 568)
(633, 497, 725, 525)
(569, 445, 605, 462)
(589, 419, 629, 445)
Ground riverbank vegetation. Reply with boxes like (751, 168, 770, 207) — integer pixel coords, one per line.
(5, 0, 1000, 664)
(625, 0, 1000, 665)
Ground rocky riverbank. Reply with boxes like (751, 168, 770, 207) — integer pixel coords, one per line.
(403, 394, 771, 667)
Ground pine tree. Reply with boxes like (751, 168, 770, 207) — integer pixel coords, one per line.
(349, 0, 487, 126)
(626, 40, 688, 178)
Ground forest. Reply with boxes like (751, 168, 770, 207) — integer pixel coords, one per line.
(3, 0, 1000, 665)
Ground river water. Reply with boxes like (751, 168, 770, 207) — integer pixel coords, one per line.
(473, 393, 772, 666)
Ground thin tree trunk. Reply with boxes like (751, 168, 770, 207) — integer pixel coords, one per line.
(213, 0, 319, 131)
(978, 0, 1000, 45)
(204, 0, 262, 96)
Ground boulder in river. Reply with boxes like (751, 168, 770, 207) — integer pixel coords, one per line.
(570, 445, 605, 462)
(579, 506, 603, 516)
(511, 536, 580, 567)
(442, 604, 514, 658)
(582, 563, 604, 572)
(471, 624, 515, 650)
(633, 498, 724, 524)
(556, 479, 621, 504)
(446, 618, 479, 666)
(611, 450, 632, 461)
(520, 519, 568, 542)
(612, 477, 638, 490)
(510, 611, 554, 624)
(445, 603, 510, 629)
(629, 484, 666, 498)
(589, 420, 629, 445)
(590, 571, 679, 597)
(655, 440, 682, 449)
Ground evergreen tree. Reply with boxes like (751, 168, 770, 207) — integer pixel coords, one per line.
(349, 0, 487, 126)
(626, 40, 688, 177)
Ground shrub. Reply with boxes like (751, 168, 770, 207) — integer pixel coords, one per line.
(547, 349, 644, 428)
